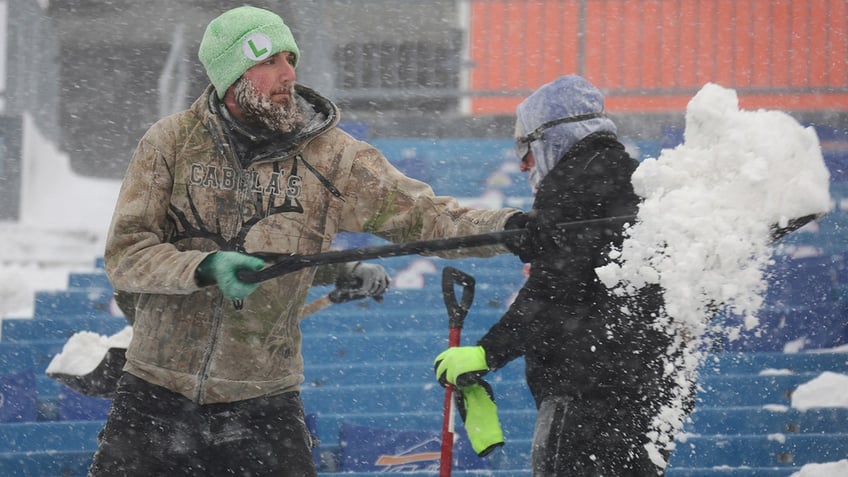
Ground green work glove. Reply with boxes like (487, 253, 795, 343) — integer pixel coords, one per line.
(457, 380, 505, 457)
(434, 345, 489, 387)
(195, 252, 265, 300)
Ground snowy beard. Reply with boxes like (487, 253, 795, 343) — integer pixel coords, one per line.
(232, 77, 304, 133)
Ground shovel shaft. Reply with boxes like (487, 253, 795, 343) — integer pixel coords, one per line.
(440, 326, 463, 477)
(440, 267, 476, 477)
(238, 215, 638, 284)
(440, 384, 456, 477)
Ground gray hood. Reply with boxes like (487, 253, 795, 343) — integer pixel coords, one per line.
(516, 75, 617, 189)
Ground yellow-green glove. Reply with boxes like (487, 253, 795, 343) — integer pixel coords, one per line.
(434, 345, 489, 387)
(457, 380, 505, 457)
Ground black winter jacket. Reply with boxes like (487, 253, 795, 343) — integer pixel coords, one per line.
(478, 133, 671, 407)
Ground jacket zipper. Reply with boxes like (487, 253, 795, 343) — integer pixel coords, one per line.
(196, 123, 246, 403)
(195, 293, 226, 403)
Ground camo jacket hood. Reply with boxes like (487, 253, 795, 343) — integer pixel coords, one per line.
(104, 84, 518, 404)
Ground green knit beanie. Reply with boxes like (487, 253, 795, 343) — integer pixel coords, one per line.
(198, 6, 300, 99)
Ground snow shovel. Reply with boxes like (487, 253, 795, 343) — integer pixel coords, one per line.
(439, 266, 475, 477)
(238, 213, 820, 285)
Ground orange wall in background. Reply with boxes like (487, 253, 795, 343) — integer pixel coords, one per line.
(468, 0, 848, 115)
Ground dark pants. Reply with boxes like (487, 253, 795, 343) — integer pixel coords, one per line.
(88, 373, 317, 477)
(532, 395, 668, 477)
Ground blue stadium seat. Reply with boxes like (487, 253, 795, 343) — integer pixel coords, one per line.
(57, 387, 111, 421)
(0, 420, 100, 475)
(698, 352, 848, 375)
(372, 138, 516, 198)
(687, 407, 848, 435)
(1, 315, 128, 343)
(304, 358, 525, 388)
(337, 421, 485, 473)
(322, 437, 534, 473)
(0, 341, 64, 374)
(67, 272, 113, 291)
(696, 373, 822, 407)
(301, 327, 511, 366)
(302, 310, 504, 340)
(763, 254, 836, 307)
(33, 289, 117, 318)
(715, 301, 848, 352)
(0, 420, 102, 453)
(310, 408, 535, 445)
(668, 433, 848, 468)
(666, 468, 797, 477)
(300, 380, 533, 416)
(0, 450, 94, 477)
(0, 370, 37, 423)
(302, 331, 449, 366)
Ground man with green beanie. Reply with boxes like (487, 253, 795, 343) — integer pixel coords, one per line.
(91, 5, 521, 476)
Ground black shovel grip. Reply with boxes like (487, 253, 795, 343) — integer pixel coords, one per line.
(442, 267, 475, 329)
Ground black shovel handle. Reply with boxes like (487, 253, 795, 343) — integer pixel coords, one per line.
(235, 211, 819, 285)
(442, 267, 475, 330)
(237, 215, 640, 284)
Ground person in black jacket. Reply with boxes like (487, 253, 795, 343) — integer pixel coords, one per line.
(435, 75, 681, 476)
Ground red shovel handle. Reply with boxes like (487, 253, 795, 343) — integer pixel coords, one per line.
(440, 267, 475, 477)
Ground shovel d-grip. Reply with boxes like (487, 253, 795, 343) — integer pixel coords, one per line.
(439, 266, 475, 477)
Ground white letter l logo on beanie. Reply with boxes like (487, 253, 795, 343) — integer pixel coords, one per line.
(243, 32, 272, 61)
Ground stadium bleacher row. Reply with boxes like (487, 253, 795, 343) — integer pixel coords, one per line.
(1, 136, 847, 476)
(1, 249, 846, 476)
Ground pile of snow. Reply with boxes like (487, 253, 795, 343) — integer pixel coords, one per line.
(598, 83, 831, 337)
(790, 459, 848, 477)
(596, 83, 832, 468)
(791, 371, 848, 411)
(45, 326, 132, 376)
